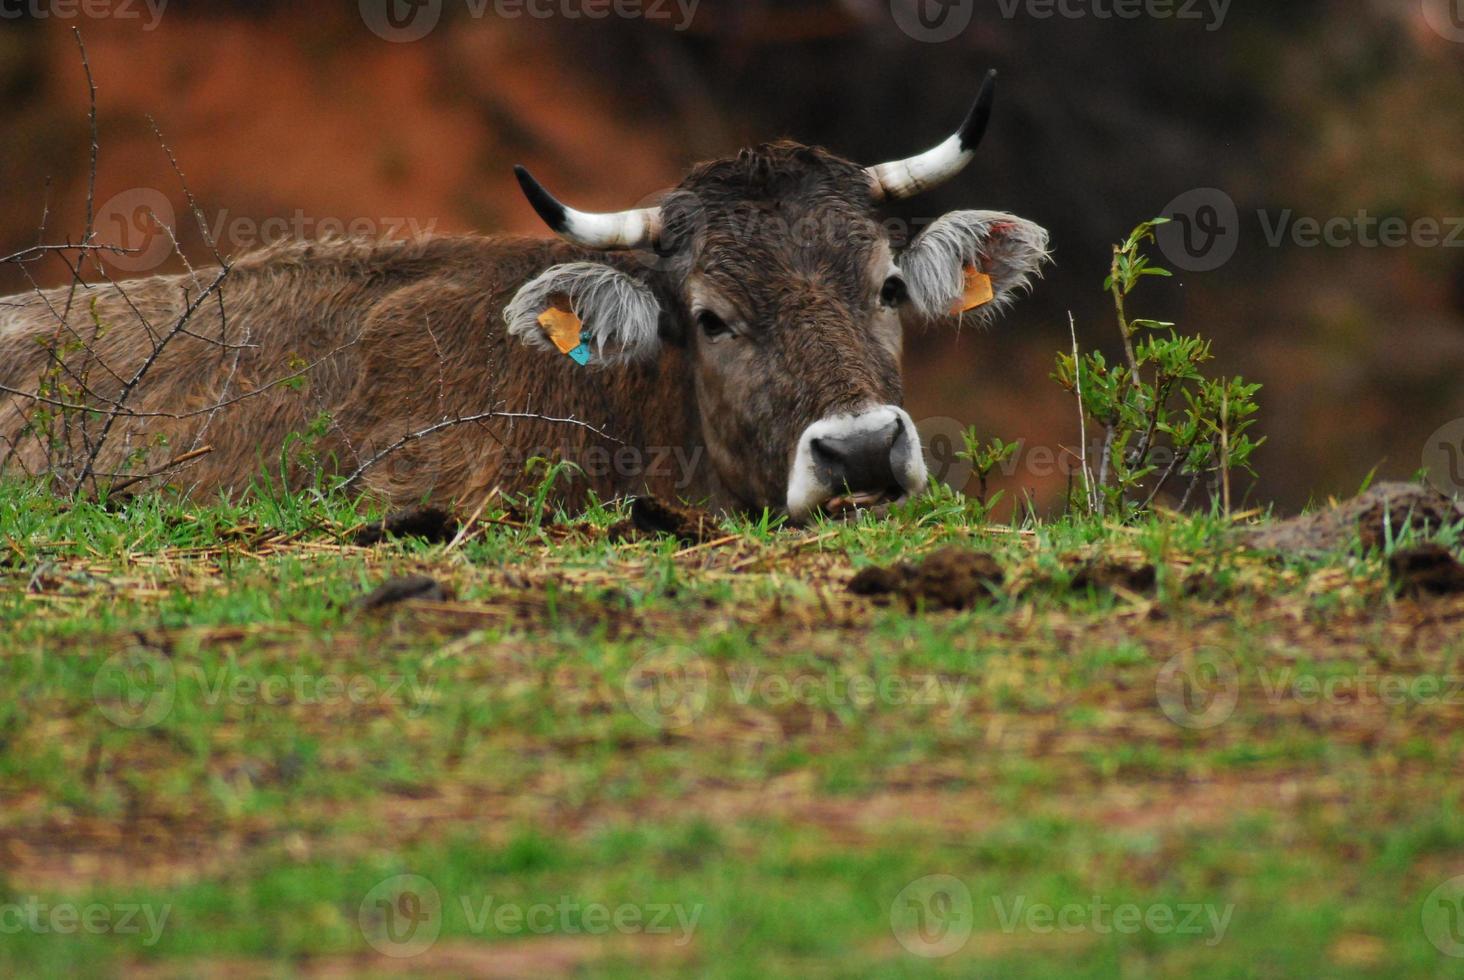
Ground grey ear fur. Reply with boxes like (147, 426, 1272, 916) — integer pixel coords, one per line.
(900, 211, 1051, 323)
(504, 262, 662, 365)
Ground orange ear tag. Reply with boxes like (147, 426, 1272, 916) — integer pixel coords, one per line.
(951, 265, 995, 315)
(536, 294, 591, 365)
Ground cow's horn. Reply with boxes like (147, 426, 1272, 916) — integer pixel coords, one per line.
(865, 69, 997, 202)
(514, 165, 661, 250)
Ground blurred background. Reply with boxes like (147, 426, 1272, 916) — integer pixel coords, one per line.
(0, 0, 1460, 511)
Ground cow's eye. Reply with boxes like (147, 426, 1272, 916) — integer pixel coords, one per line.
(697, 310, 732, 340)
(880, 276, 908, 308)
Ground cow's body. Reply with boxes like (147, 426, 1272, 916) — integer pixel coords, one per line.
(0, 74, 1051, 518)
(0, 236, 713, 508)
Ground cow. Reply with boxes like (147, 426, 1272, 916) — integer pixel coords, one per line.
(0, 71, 1049, 521)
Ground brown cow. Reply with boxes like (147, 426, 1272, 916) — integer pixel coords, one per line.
(0, 72, 1049, 520)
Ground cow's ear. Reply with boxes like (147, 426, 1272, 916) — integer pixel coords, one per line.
(504, 262, 662, 365)
(899, 211, 1051, 323)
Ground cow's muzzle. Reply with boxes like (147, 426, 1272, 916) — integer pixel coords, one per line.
(786, 406, 928, 522)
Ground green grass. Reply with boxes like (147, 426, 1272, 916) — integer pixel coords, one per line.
(2, 478, 1463, 978)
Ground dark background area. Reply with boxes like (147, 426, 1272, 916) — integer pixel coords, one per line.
(1, 0, 1460, 510)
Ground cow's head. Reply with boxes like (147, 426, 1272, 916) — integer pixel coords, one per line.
(505, 71, 1050, 521)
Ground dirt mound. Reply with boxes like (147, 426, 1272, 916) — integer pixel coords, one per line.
(1389, 545, 1464, 597)
(848, 546, 1004, 610)
(353, 506, 459, 546)
(352, 574, 453, 611)
(1240, 482, 1461, 554)
(609, 497, 720, 546)
(1070, 560, 1157, 594)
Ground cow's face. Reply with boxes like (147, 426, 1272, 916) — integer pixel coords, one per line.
(506, 72, 1051, 521)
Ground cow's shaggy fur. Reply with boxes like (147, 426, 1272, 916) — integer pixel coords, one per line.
(0, 141, 1049, 513)
(0, 235, 705, 508)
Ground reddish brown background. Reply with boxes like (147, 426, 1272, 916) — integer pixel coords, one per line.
(1, 1, 1461, 510)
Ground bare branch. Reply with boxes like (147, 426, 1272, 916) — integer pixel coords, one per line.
(343, 411, 626, 490)
(98, 445, 214, 495)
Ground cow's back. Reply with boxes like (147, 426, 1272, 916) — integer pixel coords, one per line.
(0, 232, 696, 500)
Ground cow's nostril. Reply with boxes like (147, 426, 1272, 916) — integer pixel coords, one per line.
(810, 437, 844, 468)
(809, 419, 902, 496)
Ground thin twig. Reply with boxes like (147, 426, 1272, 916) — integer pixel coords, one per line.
(1220, 387, 1231, 518)
(343, 412, 625, 490)
(1068, 312, 1094, 514)
(101, 445, 214, 494)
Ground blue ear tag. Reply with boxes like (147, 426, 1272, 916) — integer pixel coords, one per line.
(567, 343, 592, 366)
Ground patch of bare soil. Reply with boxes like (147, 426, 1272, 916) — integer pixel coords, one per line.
(1240, 482, 1461, 554)
(353, 506, 460, 546)
(1389, 545, 1464, 597)
(848, 546, 1004, 610)
(352, 574, 455, 610)
(127, 935, 696, 979)
(1069, 559, 1157, 594)
(608, 496, 721, 546)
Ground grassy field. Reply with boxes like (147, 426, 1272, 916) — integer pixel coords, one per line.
(2, 477, 1464, 978)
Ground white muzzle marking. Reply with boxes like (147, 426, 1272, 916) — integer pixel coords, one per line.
(785, 405, 927, 522)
